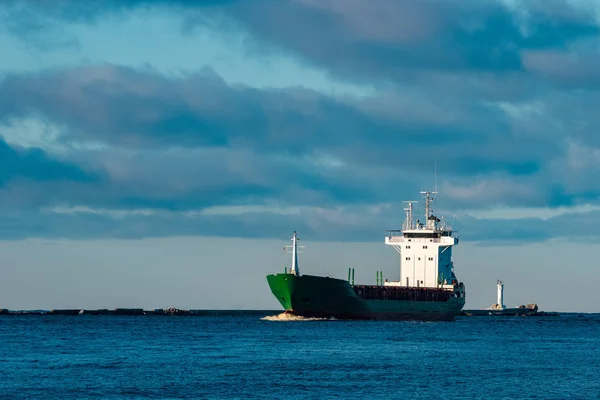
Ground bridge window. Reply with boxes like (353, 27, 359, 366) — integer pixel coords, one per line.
(404, 232, 441, 239)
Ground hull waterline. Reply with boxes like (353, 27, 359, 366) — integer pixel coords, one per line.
(267, 273, 465, 321)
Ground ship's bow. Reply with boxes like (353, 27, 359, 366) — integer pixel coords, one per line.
(266, 273, 364, 318)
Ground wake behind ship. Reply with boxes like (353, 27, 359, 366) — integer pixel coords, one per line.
(266, 191, 466, 321)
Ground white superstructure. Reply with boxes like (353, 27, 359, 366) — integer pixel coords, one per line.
(384, 191, 459, 289)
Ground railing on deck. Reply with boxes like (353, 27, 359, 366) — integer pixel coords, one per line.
(384, 230, 403, 237)
(384, 230, 459, 241)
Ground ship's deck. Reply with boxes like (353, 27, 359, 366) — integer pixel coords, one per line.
(353, 285, 454, 302)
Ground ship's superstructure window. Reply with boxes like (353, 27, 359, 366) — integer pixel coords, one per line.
(405, 257, 411, 260)
(404, 232, 441, 239)
(423, 245, 428, 249)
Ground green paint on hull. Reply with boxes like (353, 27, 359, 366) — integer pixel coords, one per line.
(266, 273, 465, 321)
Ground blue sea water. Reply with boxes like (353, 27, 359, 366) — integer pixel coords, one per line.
(1, 313, 599, 399)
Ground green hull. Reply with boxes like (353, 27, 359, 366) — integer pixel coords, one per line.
(266, 273, 465, 321)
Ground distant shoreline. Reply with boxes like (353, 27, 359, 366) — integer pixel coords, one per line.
(1, 308, 596, 317)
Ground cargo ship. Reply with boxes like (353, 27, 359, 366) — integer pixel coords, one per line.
(266, 191, 466, 321)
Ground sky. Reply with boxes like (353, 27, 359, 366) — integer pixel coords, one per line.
(1, 0, 600, 312)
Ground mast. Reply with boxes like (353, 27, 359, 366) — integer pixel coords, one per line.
(434, 161, 438, 193)
(402, 201, 418, 230)
(284, 231, 304, 276)
(420, 190, 437, 219)
(420, 190, 438, 230)
(291, 231, 299, 275)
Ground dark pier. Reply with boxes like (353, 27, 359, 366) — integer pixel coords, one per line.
(460, 304, 559, 317)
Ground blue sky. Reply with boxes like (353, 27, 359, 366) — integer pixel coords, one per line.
(2, 0, 600, 311)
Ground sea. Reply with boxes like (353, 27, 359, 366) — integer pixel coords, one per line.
(1, 312, 599, 399)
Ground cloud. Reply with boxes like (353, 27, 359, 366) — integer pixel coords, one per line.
(0, 1, 80, 50)
(0, 64, 549, 174)
(1, 1, 600, 243)
(0, 137, 97, 186)
(2, 199, 599, 246)
(522, 39, 600, 89)
(0, 63, 597, 222)
(0, 204, 379, 242)
(0, 64, 560, 214)
(207, 0, 600, 83)
(7, 1, 600, 79)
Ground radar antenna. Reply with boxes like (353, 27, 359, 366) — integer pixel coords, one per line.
(419, 190, 437, 219)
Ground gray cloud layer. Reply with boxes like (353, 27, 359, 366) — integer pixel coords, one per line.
(2, 1, 600, 243)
